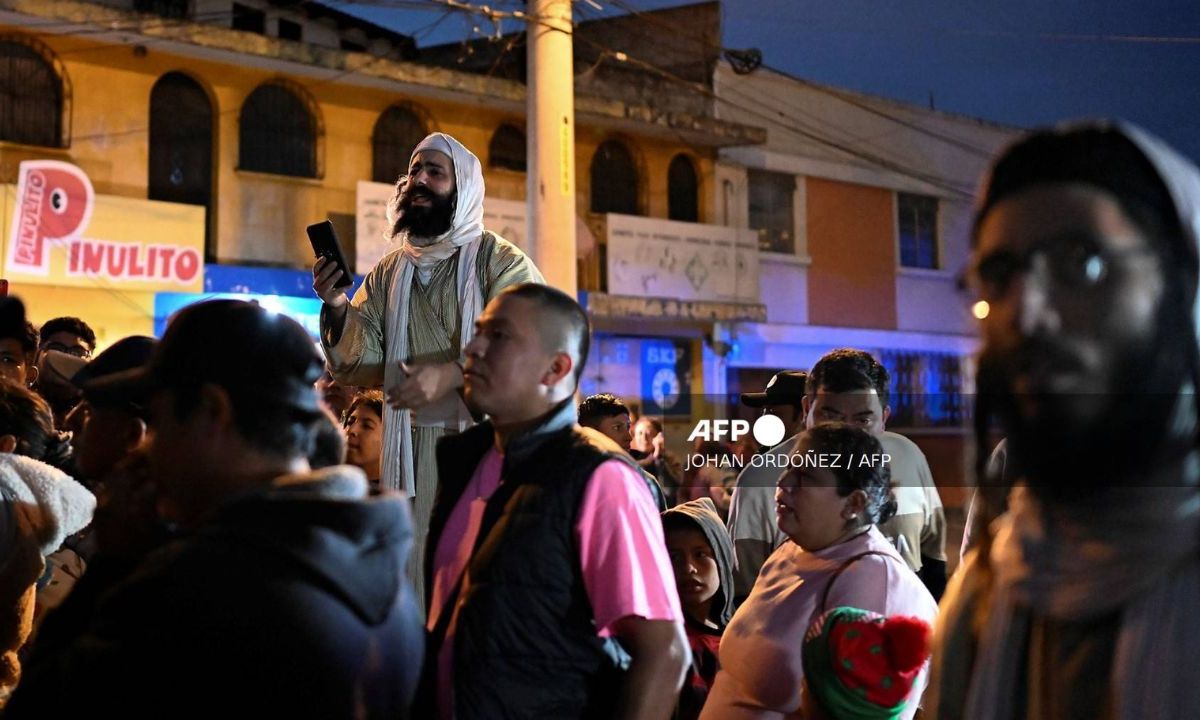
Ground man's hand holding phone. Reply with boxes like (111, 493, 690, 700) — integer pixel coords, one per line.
(312, 256, 349, 309)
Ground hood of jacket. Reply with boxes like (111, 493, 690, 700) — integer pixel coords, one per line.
(662, 496, 736, 627)
(210, 464, 412, 626)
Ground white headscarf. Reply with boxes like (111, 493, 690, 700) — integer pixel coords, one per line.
(382, 132, 487, 495)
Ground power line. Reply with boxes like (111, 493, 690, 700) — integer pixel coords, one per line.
(601, 0, 997, 159)
(11, 0, 978, 193)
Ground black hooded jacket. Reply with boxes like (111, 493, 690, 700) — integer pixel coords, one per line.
(8, 467, 423, 719)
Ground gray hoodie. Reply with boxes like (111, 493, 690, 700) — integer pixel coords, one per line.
(662, 497, 735, 628)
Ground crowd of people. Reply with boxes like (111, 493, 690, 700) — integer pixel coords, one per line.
(0, 119, 1197, 719)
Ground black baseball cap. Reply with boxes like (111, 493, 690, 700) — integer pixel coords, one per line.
(740, 370, 808, 408)
(67, 336, 157, 406)
(86, 299, 324, 416)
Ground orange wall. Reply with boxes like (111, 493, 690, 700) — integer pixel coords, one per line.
(805, 178, 897, 329)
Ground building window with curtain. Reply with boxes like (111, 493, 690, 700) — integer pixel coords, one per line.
(0, 37, 65, 148)
(748, 169, 795, 254)
(238, 81, 319, 178)
(590, 140, 640, 216)
(898, 192, 939, 269)
(488, 123, 526, 172)
(668, 153, 699, 222)
(372, 104, 428, 184)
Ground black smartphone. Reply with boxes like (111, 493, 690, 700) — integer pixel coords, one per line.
(306, 220, 353, 289)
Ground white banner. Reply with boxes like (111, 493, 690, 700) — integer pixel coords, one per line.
(605, 213, 760, 303)
(355, 180, 529, 274)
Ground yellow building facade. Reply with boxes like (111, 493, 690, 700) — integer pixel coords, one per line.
(0, 0, 754, 349)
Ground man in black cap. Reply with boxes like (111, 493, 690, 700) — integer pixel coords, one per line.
(8, 299, 423, 718)
(49, 336, 158, 486)
(725, 370, 808, 602)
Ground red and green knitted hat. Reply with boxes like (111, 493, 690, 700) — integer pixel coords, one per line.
(801, 606, 932, 720)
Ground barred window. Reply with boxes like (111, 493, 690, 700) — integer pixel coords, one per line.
(0, 38, 64, 148)
(372, 105, 428, 184)
(668, 154, 699, 222)
(590, 140, 639, 216)
(239, 82, 318, 178)
(149, 72, 214, 257)
(489, 123, 526, 172)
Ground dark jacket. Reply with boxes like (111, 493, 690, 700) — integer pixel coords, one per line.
(422, 399, 637, 719)
(8, 467, 423, 719)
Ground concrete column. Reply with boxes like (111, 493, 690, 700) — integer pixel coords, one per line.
(526, 0, 577, 294)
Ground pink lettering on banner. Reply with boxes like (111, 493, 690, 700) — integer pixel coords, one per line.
(175, 248, 200, 283)
(5, 161, 94, 276)
(65, 239, 201, 285)
(105, 244, 127, 277)
(157, 247, 176, 276)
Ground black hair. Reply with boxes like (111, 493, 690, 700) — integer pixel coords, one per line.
(308, 407, 346, 470)
(0, 381, 73, 472)
(38, 317, 97, 353)
(578, 393, 630, 428)
(498, 283, 591, 386)
(806, 349, 890, 409)
(345, 390, 385, 426)
(0, 322, 39, 360)
(804, 422, 897, 525)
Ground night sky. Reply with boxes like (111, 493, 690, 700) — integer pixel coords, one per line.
(337, 0, 1200, 161)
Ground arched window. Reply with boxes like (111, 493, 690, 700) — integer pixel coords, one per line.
(590, 140, 639, 216)
(239, 81, 319, 178)
(668, 153, 699, 222)
(488, 123, 526, 172)
(0, 37, 65, 147)
(372, 104, 428, 183)
(150, 72, 215, 257)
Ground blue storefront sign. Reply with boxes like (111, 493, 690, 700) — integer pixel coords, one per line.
(641, 339, 691, 417)
(153, 263, 364, 339)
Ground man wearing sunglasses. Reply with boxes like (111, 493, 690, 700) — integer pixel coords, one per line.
(930, 122, 1200, 720)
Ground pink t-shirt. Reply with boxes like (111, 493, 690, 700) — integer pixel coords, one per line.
(428, 447, 682, 718)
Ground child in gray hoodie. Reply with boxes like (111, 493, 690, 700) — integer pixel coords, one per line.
(662, 497, 735, 720)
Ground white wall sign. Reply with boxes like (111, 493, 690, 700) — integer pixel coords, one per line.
(606, 213, 760, 303)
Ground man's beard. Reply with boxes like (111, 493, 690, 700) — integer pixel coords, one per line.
(393, 187, 455, 241)
(980, 320, 1190, 498)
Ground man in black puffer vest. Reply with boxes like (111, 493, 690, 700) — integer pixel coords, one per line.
(420, 283, 689, 719)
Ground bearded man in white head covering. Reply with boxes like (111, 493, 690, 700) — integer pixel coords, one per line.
(314, 132, 543, 610)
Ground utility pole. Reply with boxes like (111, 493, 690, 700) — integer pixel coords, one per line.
(526, 0, 577, 294)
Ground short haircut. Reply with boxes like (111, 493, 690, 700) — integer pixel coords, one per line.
(806, 348, 890, 409)
(497, 283, 591, 386)
(578, 393, 629, 428)
(0, 381, 72, 471)
(38, 316, 97, 352)
(0, 321, 39, 359)
(804, 422, 896, 525)
(345, 390, 385, 426)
